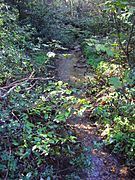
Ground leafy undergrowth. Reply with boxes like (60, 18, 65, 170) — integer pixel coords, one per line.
(1, 1, 135, 178)
(0, 81, 90, 179)
(83, 37, 135, 170)
(0, 3, 91, 179)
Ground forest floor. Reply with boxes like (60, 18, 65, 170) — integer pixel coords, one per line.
(54, 46, 132, 180)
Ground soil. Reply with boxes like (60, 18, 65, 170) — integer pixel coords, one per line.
(54, 47, 133, 180)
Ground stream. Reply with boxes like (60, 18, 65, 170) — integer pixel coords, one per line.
(54, 46, 132, 180)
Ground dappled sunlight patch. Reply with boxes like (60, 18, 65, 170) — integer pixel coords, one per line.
(96, 61, 122, 78)
(120, 166, 129, 176)
(73, 123, 94, 132)
(57, 53, 73, 60)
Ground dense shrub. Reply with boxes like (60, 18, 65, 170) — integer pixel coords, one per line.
(83, 35, 135, 166)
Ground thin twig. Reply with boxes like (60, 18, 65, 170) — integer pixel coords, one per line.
(126, 19, 135, 56)
(113, 13, 135, 64)
(1, 71, 35, 90)
(0, 77, 54, 98)
(4, 169, 8, 180)
(25, 82, 37, 90)
(1, 85, 18, 98)
(11, 111, 20, 121)
(113, 12, 127, 56)
(0, 77, 54, 90)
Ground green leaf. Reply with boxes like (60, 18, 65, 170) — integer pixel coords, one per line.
(95, 44, 106, 52)
(12, 140, 19, 146)
(44, 114, 49, 120)
(106, 48, 114, 57)
(0, 164, 6, 171)
(109, 77, 122, 89)
(21, 149, 31, 159)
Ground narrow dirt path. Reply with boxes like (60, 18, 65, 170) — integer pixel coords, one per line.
(55, 48, 88, 83)
(54, 47, 131, 180)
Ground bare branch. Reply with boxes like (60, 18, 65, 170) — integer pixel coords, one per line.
(0, 76, 55, 98)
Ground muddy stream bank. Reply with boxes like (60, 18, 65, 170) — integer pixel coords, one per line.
(54, 47, 132, 180)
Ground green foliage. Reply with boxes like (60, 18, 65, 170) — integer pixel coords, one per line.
(84, 41, 135, 165)
(0, 80, 90, 179)
(84, 37, 114, 57)
(33, 52, 48, 65)
(1, 0, 135, 178)
(95, 92, 135, 162)
(109, 77, 122, 89)
(0, 3, 35, 85)
(83, 46, 101, 68)
(103, 0, 135, 66)
(83, 37, 119, 78)
(0, 2, 91, 179)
